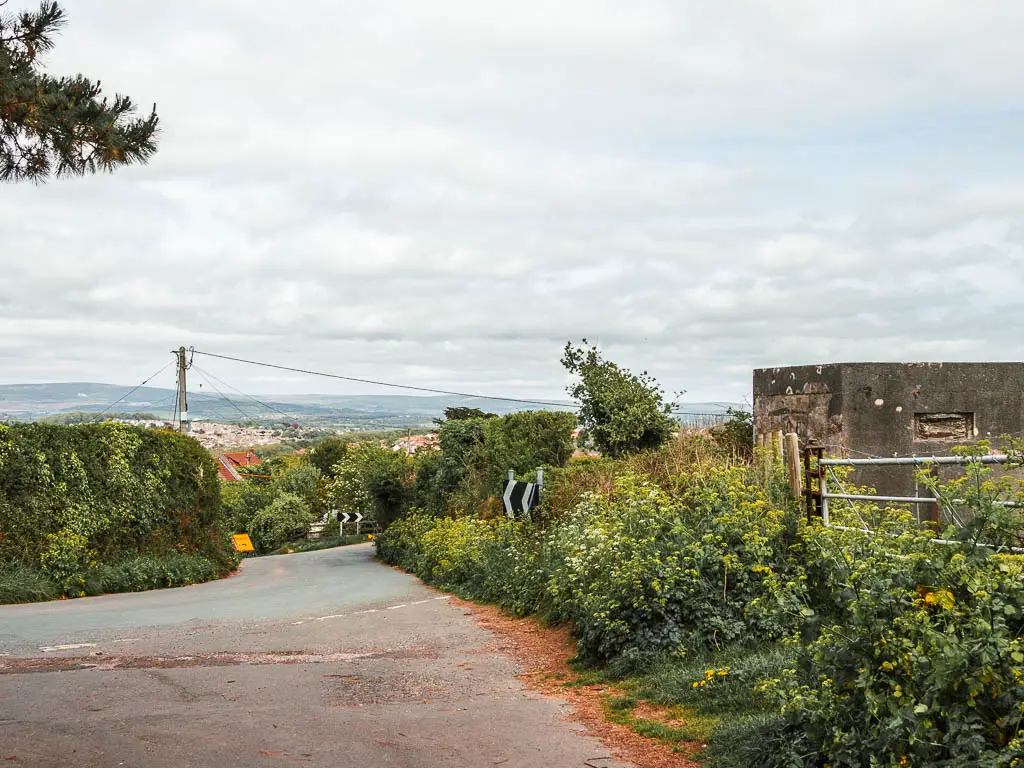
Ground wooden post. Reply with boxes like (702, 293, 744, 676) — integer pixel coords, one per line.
(774, 430, 784, 465)
(803, 446, 813, 521)
(785, 432, 802, 500)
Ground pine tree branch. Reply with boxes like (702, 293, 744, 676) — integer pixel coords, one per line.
(0, 2, 158, 182)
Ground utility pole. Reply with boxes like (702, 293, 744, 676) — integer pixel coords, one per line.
(175, 346, 189, 433)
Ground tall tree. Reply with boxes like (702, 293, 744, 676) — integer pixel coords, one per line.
(0, 2, 159, 182)
(562, 340, 678, 458)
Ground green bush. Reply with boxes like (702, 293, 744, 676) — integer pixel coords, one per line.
(91, 553, 225, 594)
(377, 435, 1024, 766)
(328, 443, 414, 530)
(747, 529, 1024, 767)
(0, 423, 233, 597)
(542, 470, 802, 667)
(0, 553, 230, 604)
(248, 492, 315, 552)
(562, 339, 677, 458)
(709, 408, 754, 459)
(0, 563, 60, 603)
(379, 462, 803, 666)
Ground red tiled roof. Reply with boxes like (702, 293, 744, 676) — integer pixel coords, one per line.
(217, 462, 238, 482)
(222, 451, 261, 468)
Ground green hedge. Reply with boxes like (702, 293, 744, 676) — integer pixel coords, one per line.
(376, 445, 1024, 766)
(0, 552, 227, 604)
(378, 465, 802, 667)
(0, 423, 234, 595)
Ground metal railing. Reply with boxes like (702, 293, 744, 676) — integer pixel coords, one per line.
(805, 451, 1024, 552)
(817, 453, 1011, 527)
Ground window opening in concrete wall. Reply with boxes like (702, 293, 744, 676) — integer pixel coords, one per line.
(913, 412, 975, 441)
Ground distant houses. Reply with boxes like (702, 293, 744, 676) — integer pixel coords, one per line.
(392, 433, 440, 455)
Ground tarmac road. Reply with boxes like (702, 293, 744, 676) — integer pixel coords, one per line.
(0, 544, 631, 768)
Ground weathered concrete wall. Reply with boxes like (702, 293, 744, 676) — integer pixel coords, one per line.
(753, 362, 1024, 497)
(752, 364, 844, 447)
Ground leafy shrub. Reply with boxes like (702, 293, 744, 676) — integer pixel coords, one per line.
(308, 436, 349, 478)
(542, 472, 802, 667)
(380, 462, 803, 667)
(328, 443, 413, 530)
(248, 492, 315, 552)
(0, 553, 231, 604)
(274, 462, 323, 514)
(748, 528, 1024, 767)
(0, 423, 232, 597)
(221, 479, 278, 534)
(562, 340, 677, 458)
(39, 529, 95, 595)
(709, 408, 754, 459)
(90, 553, 225, 594)
(378, 434, 1024, 766)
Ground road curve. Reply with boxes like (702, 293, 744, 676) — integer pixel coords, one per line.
(0, 543, 424, 652)
(0, 544, 633, 768)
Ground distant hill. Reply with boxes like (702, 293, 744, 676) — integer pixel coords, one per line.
(0, 382, 740, 429)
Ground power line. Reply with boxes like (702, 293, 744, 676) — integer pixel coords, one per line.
(190, 365, 255, 422)
(98, 361, 175, 416)
(191, 364, 306, 423)
(191, 350, 577, 409)
(185, 392, 246, 422)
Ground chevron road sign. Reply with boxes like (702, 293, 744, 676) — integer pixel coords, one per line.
(339, 511, 364, 535)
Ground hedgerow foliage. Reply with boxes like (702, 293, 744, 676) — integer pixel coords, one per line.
(0, 423, 233, 595)
(379, 437, 801, 668)
(329, 410, 577, 525)
(222, 455, 324, 553)
(377, 435, 1024, 766)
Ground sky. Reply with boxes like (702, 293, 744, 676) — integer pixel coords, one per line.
(2, 1, 1024, 404)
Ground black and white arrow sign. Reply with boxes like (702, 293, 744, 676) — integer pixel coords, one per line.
(503, 481, 537, 518)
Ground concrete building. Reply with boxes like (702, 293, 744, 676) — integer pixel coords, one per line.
(753, 362, 1024, 496)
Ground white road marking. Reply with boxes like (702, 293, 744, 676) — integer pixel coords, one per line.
(39, 643, 96, 653)
(291, 596, 448, 624)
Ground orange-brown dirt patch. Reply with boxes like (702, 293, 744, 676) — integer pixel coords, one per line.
(451, 596, 703, 768)
(631, 702, 688, 729)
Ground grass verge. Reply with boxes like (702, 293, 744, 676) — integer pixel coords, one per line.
(0, 553, 234, 605)
(270, 534, 372, 555)
(602, 645, 787, 761)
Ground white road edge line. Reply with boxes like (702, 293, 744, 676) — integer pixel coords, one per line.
(39, 643, 96, 653)
(387, 604, 407, 610)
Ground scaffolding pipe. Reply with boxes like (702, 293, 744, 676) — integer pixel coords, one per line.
(821, 455, 1009, 467)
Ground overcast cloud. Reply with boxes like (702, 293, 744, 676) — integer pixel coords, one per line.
(2, 1, 1024, 403)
